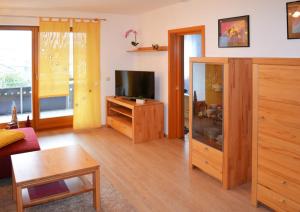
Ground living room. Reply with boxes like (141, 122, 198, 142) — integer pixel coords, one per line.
(0, 0, 299, 211)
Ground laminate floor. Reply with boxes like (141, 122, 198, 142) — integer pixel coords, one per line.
(37, 127, 269, 212)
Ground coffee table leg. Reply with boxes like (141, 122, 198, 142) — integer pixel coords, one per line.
(12, 171, 16, 201)
(16, 186, 23, 212)
(93, 168, 100, 211)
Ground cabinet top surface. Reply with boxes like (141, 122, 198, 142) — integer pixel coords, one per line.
(106, 96, 163, 107)
(190, 57, 229, 64)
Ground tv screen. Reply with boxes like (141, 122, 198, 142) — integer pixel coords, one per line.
(115, 70, 155, 99)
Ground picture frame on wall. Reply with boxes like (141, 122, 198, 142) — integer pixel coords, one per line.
(218, 15, 250, 48)
(287, 1, 300, 39)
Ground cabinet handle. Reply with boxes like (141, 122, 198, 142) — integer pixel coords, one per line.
(281, 180, 287, 185)
(204, 147, 208, 151)
(204, 160, 208, 164)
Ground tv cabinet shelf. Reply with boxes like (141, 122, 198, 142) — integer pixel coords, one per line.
(110, 106, 133, 118)
(106, 96, 164, 143)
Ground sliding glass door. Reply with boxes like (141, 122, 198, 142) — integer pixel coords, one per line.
(0, 26, 73, 129)
(0, 27, 35, 126)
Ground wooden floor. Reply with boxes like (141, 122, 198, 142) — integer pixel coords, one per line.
(37, 127, 269, 212)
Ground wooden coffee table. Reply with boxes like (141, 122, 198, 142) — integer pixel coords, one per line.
(11, 145, 100, 212)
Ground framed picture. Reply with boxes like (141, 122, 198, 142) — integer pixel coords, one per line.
(218, 15, 250, 48)
(287, 1, 300, 39)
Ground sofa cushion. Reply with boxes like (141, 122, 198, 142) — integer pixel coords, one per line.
(0, 127, 40, 179)
(0, 128, 40, 158)
(0, 129, 25, 149)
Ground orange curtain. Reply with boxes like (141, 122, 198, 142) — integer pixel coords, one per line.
(73, 20, 101, 129)
(39, 19, 70, 98)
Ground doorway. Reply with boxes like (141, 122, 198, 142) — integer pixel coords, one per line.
(168, 26, 205, 139)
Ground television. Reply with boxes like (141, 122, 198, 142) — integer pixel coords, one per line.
(115, 70, 155, 99)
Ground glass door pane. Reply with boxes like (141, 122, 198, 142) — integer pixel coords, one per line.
(0, 30, 32, 123)
(192, 63, 224, 151)
(39, 31, 73, 119)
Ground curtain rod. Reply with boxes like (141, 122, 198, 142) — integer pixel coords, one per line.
(0, 14, 107, 21)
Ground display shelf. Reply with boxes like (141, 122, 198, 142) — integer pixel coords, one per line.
(110, 106, 132, 118)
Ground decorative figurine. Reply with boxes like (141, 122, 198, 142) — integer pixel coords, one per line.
(7, 105, 19, 129)
(152, 44, 159, 50)
(25, 115, 31, 127)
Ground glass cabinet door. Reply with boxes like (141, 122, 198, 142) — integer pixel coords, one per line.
(191, 62, 224, 151)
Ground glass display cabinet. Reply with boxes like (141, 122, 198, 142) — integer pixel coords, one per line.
(189, 57, 252, 189)
(191, 62, 224, 151)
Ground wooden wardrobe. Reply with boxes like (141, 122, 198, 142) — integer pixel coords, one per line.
(189, 57, 252, 189)
(252, 58, 300, 211)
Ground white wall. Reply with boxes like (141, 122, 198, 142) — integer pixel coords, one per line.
(1, 0, 300, 132)
(134, 0, 300, 133)
(0, 9, 137, 124)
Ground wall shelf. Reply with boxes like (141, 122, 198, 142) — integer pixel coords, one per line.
(127, 46, 168, 52)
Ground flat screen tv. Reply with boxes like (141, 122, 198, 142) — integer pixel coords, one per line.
(115, 70, 155, 99)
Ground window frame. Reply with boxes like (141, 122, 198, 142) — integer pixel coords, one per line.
(0, 25, 73, 130)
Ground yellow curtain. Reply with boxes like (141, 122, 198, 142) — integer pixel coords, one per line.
(73, 20, 101, 129)
(39, 19, 70, 98)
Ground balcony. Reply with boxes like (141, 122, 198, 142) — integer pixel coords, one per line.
(0, 85, 73, 123)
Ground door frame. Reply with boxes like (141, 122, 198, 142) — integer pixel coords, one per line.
(168, 25, 205, 139)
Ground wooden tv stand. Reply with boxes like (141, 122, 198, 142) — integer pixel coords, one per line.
(106, 96, 164, 143)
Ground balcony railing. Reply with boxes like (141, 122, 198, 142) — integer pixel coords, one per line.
(0, 84, 73, 123)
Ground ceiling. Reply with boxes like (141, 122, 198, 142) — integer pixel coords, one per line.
(0, 0, 185, 14)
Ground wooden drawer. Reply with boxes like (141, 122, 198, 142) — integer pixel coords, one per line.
(107, 116, 132, 138)
(257, 185, 300, 212)
(258, 136, 300, 185)
(191, 140, 223, 181)
(258, 167, 300, 204)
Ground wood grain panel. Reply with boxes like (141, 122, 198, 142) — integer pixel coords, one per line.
(258, 167, 300, 203)
(258, 139, 300, 185)
(251, 64, 259, 206)
(257, 185, 300, 212)
(192, 139, 223, 162)
(258, 100, 300, 145)
(253, 58, 300, 66)
(189, 57, 228, 64)
(258, 65, 300, 105)
(133, 104, 164, 143)
(107, 116, 132, 138)
(253, 60, 300, 211)
(192, 148, 223, 181)
(225, 58, 252, 188)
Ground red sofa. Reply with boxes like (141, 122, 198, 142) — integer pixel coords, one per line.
(0, 127, 40, 179)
